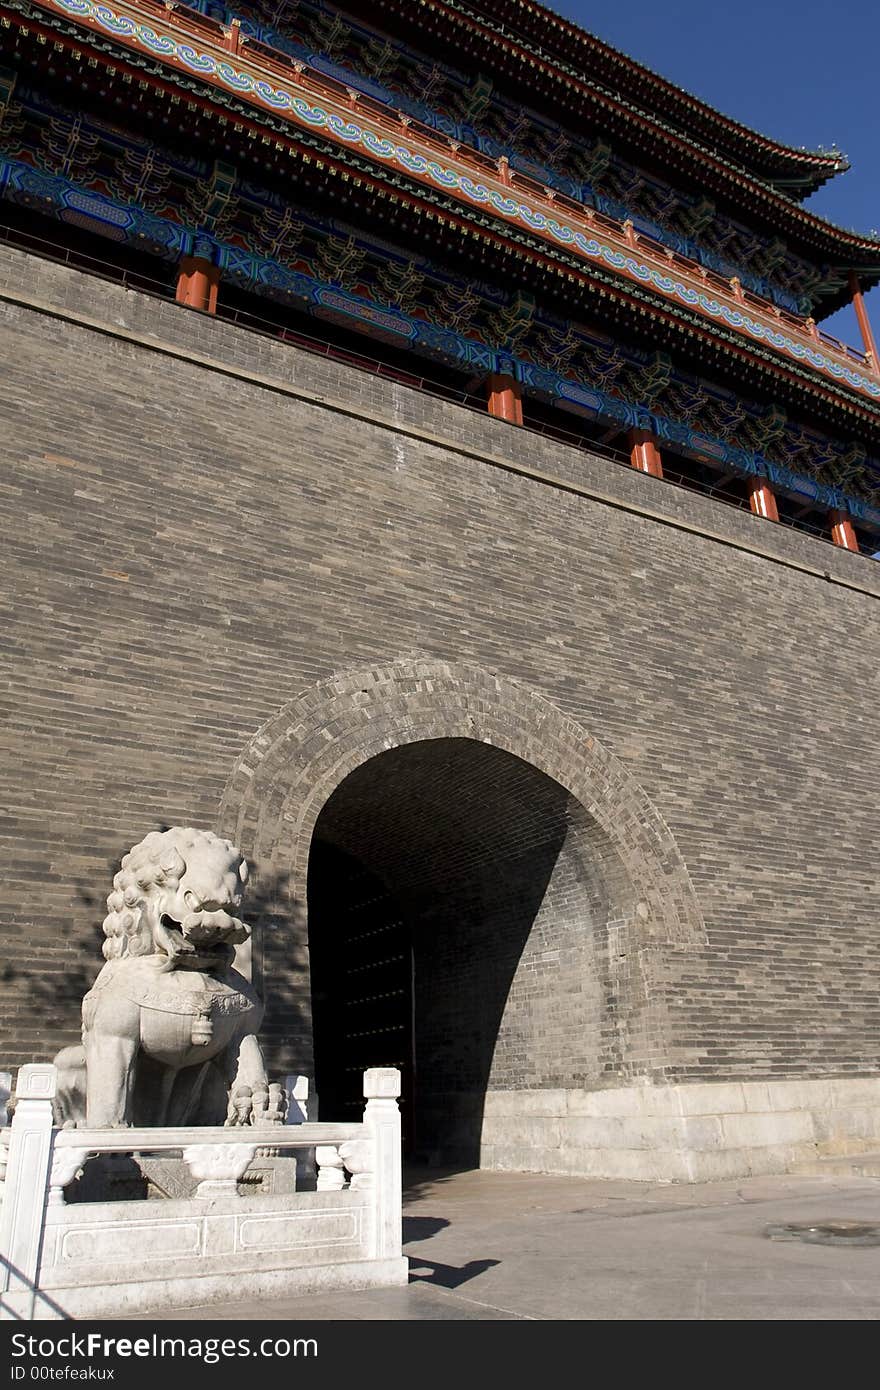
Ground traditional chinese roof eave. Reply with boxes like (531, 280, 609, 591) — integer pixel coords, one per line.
(408, 0, 850, 191)
(5, 0, 880, 431)
(341, 0, 845, 198)
(12, 0, 880, 275)
(815, 276, 880, 323)
(5, 132, 878, 513)
(392, 0, 878, 265)
(344, 0, 879, 264)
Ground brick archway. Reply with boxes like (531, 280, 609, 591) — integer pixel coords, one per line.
(218, 660, 705, 1087)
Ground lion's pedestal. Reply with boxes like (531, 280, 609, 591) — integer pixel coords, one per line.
(0, 1066, 408, 1319)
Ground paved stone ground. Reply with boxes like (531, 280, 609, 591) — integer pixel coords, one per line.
(129, 1168, 880, 1321)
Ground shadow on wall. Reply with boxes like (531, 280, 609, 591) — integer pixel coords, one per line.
(245, 865, 313, 1081)
(2, 877, 110, 1065)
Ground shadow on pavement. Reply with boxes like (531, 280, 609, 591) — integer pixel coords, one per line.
(408, 1258, 501, 1290)
(403, 1215, 450, 1243)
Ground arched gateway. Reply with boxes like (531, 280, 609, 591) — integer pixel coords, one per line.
(219, 661, 705, 1169)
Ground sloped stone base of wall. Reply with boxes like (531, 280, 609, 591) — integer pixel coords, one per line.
(480, 1079, 880, 1182)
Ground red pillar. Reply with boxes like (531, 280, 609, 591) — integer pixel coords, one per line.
(628, 429, 663, 478)
(829, 509, 859, 552)
(486, 373, 523, 424)
(747, 476, 779, 521)
(849, 272, 878, 365)
(176, 256, 220, 314)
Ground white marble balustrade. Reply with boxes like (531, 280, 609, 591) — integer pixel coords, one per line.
(0, 1064, 407, 1320)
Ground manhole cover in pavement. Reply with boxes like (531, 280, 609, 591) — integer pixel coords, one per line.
(764, 1220, 880, 1247)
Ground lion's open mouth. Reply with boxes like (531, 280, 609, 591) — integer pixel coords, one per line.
(158, 909, 250, 965)
(181, 907, 248, 944)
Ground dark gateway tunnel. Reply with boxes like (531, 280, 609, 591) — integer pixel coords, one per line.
(306, 737, 620, 1167)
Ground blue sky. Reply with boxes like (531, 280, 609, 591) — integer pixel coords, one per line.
(547, 1, 880, 344)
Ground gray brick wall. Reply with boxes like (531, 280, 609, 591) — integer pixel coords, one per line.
(1, 245, 878, 1087)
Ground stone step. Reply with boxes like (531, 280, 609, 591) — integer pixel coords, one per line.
(792, 1152, 880, 1177)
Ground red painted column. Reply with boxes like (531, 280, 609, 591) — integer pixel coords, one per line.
(849, 272, 878, 365)
(175, 256, 220, 314)
(747, 476, 779, 521)
(628, 428, 663, 478)
(829, 508, 859, 552)
(486, 373, 523, 424)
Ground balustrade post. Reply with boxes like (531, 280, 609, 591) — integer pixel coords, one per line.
(285, 1075, 316, 1188)
(224, 17, 241, 54)
(284, 1074, 311, 1123)
(0, 1065, 57, 1321)
(363, 1068, 402, 1261)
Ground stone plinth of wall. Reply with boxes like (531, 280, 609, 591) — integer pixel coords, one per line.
(480, 1078, 880, 1182)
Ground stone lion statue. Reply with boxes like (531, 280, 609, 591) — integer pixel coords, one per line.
(53, 828, 286, 1129)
